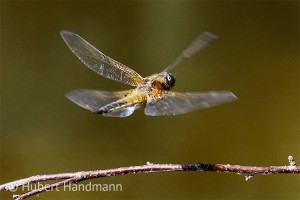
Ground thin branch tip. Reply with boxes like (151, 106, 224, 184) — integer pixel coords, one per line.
(12, 194, 20, 200)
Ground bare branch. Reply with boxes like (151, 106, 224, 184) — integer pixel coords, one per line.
(1, 156, 299, 200)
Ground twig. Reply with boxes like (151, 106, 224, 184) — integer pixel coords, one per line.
(1, 156, 299, 200)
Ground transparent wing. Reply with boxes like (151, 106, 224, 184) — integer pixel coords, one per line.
(164, 32, 218, 72)
(145, 91, 237, 116)
(60, 31, 143, 86)
(66, 89, 132, 112)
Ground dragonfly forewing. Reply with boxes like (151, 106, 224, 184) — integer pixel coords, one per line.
(60, 31, 143, 86)
(164, 32, 218, 72)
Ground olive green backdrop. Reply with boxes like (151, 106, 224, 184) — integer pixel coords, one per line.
(1, 0, 299, 199)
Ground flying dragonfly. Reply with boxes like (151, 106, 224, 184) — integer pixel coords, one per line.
(60, 31, 237, 117)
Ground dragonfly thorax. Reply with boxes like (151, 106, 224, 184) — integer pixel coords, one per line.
(150, 72, 175, 91)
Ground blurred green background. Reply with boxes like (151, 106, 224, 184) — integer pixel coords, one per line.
(1, 0, 299, 199)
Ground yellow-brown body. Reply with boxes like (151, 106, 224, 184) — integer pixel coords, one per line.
(97, 72, 175, 114)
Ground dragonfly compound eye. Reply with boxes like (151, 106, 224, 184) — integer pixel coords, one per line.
(164, 73, 175, 90)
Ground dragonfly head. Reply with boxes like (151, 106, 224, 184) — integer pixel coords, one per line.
(151, 72, 175, 90)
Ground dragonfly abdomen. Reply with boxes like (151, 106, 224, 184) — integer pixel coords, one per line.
(94, 92, 147, 114)
(94, 102, 126, 114)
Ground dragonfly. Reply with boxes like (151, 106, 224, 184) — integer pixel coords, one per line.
(60, 31, 237, 117)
